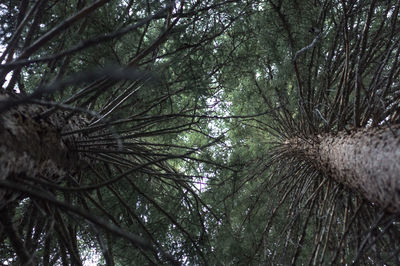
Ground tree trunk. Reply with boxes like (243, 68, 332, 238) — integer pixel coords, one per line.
(0, 95, 86, 206)
(286, 125, 400, 213)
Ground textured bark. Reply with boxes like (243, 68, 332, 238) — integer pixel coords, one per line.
(0, 94, 86, 205)
(286, 125, 400, 213)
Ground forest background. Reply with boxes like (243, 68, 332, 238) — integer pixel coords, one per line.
(0, 0, 400, 265)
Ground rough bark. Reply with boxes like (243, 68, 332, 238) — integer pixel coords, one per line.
(0, 94, 86, 206)
(286, 125, 400, 213)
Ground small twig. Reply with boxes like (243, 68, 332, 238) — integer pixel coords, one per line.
(293, 32, 323, 62)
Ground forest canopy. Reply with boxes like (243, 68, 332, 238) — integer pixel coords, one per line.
(0, 0, 399, 265)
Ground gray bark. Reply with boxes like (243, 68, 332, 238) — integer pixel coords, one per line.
(286, 125, 400, 213)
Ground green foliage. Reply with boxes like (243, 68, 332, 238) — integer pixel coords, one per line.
(1, 0, 400, 265)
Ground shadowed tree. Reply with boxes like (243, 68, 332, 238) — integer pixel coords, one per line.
(0, 0, 253, 264)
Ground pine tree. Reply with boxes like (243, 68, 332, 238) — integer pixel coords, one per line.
(218, 0, 400, 264)
(0, 1, 251, 264)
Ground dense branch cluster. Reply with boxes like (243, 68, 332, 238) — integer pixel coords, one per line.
(0, 0, 399, 265)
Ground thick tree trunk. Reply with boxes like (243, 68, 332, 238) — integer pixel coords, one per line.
(0, 95, 86, 206)
(286, 125, 400, 213)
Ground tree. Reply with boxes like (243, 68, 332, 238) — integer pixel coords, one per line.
(0, 1, 253, 264)
(206, 0, 400, 264)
